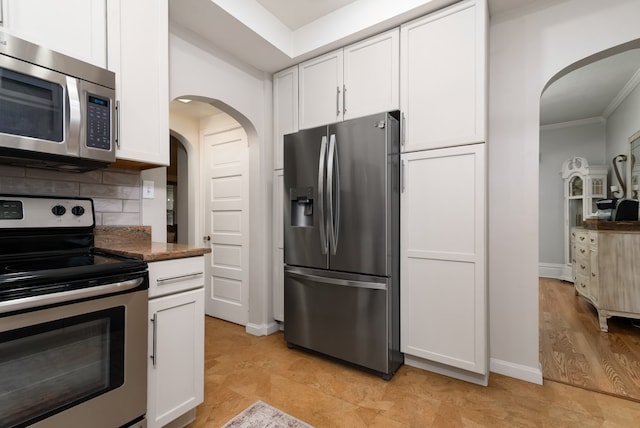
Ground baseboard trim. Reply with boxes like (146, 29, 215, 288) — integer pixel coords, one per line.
(538, 262, 572, 281)
(404, 355, 489, 386)
(162, 409, 196, 428)
(490, 358, 543, 385)
(246, 321, 280, 336)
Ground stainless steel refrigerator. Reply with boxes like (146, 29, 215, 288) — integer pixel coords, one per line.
(283, 111, 402, 379)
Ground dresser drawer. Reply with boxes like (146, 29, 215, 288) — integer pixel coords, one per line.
(573, 256, 590, 276)
(148, 256, 205, 298)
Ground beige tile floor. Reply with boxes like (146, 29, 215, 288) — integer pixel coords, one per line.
(187, 316, 640, 427)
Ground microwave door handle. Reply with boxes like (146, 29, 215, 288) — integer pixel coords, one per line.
(66, 76, 82, 156)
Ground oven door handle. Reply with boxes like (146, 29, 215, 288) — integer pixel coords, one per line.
(0, 277, 145, 314)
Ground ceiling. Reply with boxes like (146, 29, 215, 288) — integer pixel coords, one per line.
(540, 49, 640, 126)
(255, 0, 540, 30)
(169, 0, 540, 73)
(169, 0, 640, 126)
(170, 99, 222, 119)
(256, 0, 359, 30)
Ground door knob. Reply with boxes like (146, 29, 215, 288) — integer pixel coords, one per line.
(203, 235, 211, 241)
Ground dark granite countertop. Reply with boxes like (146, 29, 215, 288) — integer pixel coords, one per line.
(582, 219, 640, 231)
(94, 226, 211, 262)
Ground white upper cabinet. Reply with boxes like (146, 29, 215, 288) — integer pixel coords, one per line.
(273, 66, 298, 170)
(0, 0, 107, 67)
(107, 0, 169, 166)
(299, 28, 399, 130)
(400, 0, 486, 152)
(299, 49, 344, 130)
(343, 29, 399, 121)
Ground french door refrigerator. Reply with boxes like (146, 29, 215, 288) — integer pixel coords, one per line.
(283, 111, 402, 379)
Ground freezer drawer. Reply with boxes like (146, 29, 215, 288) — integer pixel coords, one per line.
(284, 267, 397, 376)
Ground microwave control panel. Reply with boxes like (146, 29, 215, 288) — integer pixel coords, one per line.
(86, 94, 111, 151)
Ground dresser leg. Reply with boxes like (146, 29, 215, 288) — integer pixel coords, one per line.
(598, 311, 609, 332)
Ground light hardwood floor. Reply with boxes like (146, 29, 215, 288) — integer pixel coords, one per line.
(187, 315, 640, 427)
(539, 277, 640, 401)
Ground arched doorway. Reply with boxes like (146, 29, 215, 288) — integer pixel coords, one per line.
(538, 42, 640, 400)
(169, 98, 250, 326)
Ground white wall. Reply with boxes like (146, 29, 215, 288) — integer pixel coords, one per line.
(141, 167, 167, 243)
(489, 0, 640, 382)
(169, 25, 276, 333)
(606, 82, 640, 194)
(539, 121, 606, 264)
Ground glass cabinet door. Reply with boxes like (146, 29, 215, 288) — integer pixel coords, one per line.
(570, 176, 583, 197)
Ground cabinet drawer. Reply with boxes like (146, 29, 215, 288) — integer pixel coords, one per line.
(573, 230, 588, 245)
(574, 257, 590, 276)
(148, 256, 205, 298)
(574, 243, 589, 259)
(575, 274, 591, 296)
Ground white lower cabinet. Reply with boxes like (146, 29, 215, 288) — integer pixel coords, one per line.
(400, 144, 487, 382)
(147, 257, 204, 428)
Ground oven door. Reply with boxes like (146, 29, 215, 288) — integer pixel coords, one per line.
(0, 282, 148, 428)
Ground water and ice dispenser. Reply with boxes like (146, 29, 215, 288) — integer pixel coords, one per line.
(290, 187, 313, 227)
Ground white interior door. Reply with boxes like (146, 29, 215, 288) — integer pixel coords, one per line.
(202, 126, 249, 325)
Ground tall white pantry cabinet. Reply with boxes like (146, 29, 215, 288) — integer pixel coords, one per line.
(272, 0, 487, 384)
(399, 0, 487, 383)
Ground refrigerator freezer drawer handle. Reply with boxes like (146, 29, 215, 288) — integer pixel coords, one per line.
(286, 271, 387, 290)
(318, 135, 328, 254)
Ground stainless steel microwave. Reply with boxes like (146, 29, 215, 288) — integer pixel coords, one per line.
(0, 31, 116, 171)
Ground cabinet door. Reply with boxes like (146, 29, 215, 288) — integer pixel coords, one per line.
(273, 66, 298, 170)
(273, 169, 284, 321)
(400, 0, 486, 152)
(299, 49, 343, 130)
(148, 288, 204, 428)
(1, 0, 106, 67)
(107, 0, 169, 166)
(343, 28, 399, 121)
(401, 143, 486, 375)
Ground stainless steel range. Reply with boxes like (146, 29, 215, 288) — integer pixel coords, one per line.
(0, 195, 148, 428)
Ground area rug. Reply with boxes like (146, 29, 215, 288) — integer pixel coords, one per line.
(222, 401, 313, 428)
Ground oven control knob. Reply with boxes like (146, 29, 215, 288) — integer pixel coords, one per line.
(51, 205, 66, 216)
(72, 206, 85, 216)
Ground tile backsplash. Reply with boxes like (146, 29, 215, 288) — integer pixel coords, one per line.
(0, 165, 142, 226)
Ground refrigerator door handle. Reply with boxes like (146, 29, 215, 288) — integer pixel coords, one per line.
(286, 270, 387, 290)
(327, 133, 340, 255)
(318, 135, 328, 254)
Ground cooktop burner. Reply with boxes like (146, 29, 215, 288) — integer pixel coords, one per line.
(0, 195, 148, 307)
(3, 252, 129, 273)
